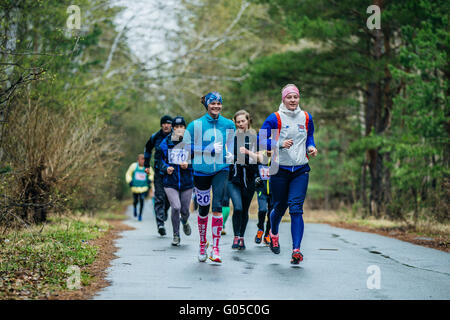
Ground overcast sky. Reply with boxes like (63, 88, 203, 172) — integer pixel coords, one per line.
(111, 0, 186, 69)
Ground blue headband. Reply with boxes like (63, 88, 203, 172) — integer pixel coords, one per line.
(203, 92, 223, 108)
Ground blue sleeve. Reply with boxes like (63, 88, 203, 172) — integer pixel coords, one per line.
(225, 120, 236, 155)
(186, 121, 194, 150)
(158, 139, 170, 173)
(186, 120, 213, 154)
(306, 113, 316, 149)
(144, 133, 156, 168)
(257, 113, 278, 151)
(186, 122, 200, 154)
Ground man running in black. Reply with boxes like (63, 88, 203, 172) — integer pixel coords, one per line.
(144, 115, 173, 236)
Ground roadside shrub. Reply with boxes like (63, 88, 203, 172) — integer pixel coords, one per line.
(0, 93, 123, 227)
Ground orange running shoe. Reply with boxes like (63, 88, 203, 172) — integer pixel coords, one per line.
(255, 229, 264, 244)
(263, 235, 271, 246)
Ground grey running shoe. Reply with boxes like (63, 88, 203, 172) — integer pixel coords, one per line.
(182, 221, 192, 236)
(172, 235, 180, 246)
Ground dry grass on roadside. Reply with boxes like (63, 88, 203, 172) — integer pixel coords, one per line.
(304, 208, 449, 236)
(247, 197, 449, 252)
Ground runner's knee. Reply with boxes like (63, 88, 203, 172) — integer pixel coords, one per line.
(288, 203, 304, 215)
(198, 205, 210, 217)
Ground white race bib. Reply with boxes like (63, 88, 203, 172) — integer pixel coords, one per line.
(194, 188, 211, 206)
(135, 172, 147, 181)
(259, 165, 270, 180)
(168, 148, 189, 165)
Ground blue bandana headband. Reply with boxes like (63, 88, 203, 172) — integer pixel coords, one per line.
(203, 91, 223, 108)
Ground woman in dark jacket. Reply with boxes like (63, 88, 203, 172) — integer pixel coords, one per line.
(158, 116, 194, 246)
(228, 110, 260, 250)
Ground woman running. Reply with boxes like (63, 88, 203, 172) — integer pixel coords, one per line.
(125, 154, 153, 221)
(228, 110, 259, 250)
(220, 188, 231, 235)
(185, 91, 235, 263)
(254, 150, 273, 246)
(258, 84, 317, 264)
(157, 116, 193, 246)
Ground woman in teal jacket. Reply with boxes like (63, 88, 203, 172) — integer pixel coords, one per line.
(185, 91, 235, 263)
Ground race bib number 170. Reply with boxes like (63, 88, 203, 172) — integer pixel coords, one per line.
(168, 148, 189, 165)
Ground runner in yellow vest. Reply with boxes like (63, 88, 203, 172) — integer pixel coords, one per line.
(126, 154, 154, 221)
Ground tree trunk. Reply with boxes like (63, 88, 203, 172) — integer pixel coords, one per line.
(363, 0, 394, 218)
(361, 160, 368, 217)
(383, 151, 393, 218)
(0, 5, 20, 145)
(365, 80, 383, 218)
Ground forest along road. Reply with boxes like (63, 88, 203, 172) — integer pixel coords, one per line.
(94, 203, 450, 300)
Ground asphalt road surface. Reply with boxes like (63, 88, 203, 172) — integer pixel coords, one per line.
(94, 201, 450, 300)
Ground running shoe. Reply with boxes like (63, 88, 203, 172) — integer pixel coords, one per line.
(232, 236, 240, 249)
(238, 237, 246, 250)
(209, 247, 222, 263)
(290, 249, 303, 264)
(255, 229, 264, 244)
(172, 235, 180, 246)
(269, 231, 280, 254)
(198, 241, 209, 262)
(158, 226, 166, 236)
(182, 221, 191, 236)
(263, 235, 271, 246)
(138, 215, 142, 221)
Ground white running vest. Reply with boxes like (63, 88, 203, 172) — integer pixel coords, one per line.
(275, 104, 310, 166)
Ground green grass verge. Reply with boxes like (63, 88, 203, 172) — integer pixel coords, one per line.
(0, 215, 110, 299)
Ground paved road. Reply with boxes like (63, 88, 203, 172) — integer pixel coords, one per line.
(94, 201, 450, 300)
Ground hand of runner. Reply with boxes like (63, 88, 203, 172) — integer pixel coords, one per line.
(167, 166, 175, 174)
(282, 139, 294, 149)
(180, 162, 188, 169)
(307, 146, 318, 157)
(240, 147, 249, 155)
(145, 168, 150, 174)
(225, 152, 234, 163)
(213, 142, 223, 154)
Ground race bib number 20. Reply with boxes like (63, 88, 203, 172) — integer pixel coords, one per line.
(195, 188, 211, 206)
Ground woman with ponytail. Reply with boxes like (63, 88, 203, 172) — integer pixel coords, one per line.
(228, 110, 259, 250)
